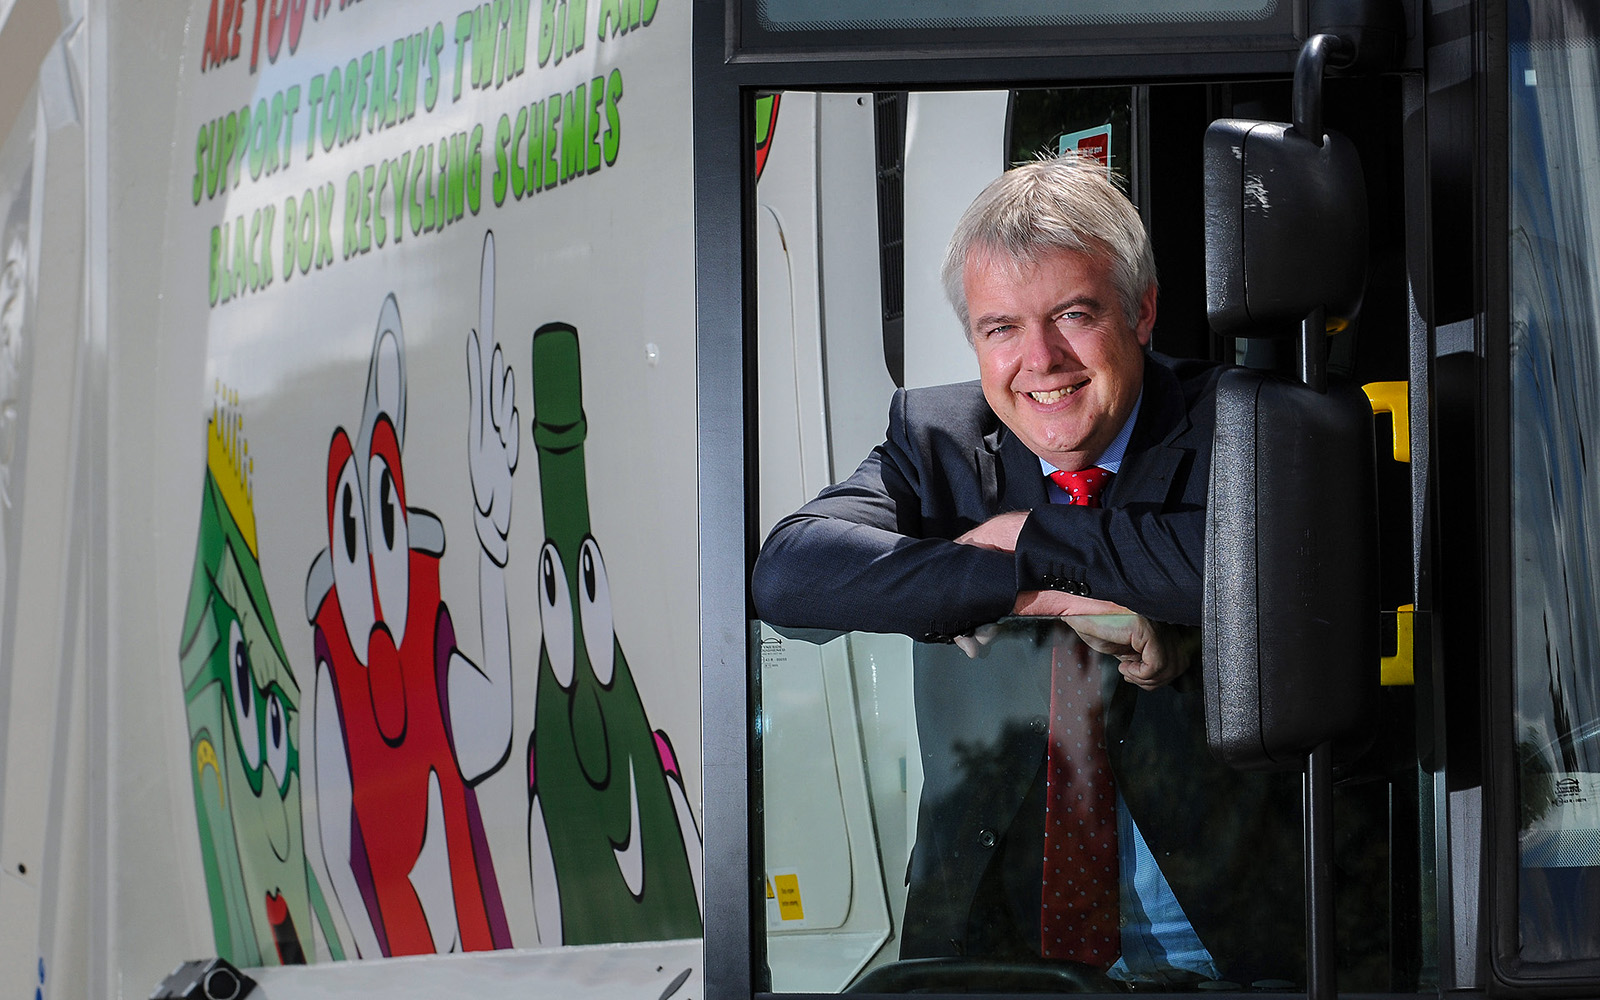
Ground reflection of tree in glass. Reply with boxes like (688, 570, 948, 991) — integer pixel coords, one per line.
(933, 664, 1395, 989)
(1332, 778, 1395, 989)
(1007, 88, 1132, 177)
(1546, 648, 1582, 773)
(1519, 735, 1558, 830)
(950, 720, 1035, 788)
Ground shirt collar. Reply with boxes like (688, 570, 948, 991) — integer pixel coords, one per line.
(1038, 389, 1144, 481)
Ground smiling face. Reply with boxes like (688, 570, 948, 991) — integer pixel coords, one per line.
(180, 467, 314, 965)
(965, 246, 1156, 472)
(212, 546, 310, 963)
(526, 324, 703, 944)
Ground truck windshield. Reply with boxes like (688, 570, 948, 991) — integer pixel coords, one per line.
(1509, 0, 1600, 966)
(747, 87, 1403, 993)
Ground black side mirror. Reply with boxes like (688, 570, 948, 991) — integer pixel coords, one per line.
(1200, 32, 1379, 771)
(1203, 371, 1379, 770)
(1201, 31, 1385, 1000)
(1203, 120, 1368, 337)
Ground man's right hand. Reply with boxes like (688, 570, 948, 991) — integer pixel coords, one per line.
(1012, 591, 1127, 617)
(954, 594, 1131, 658)
(1063, 613, 1197, 690)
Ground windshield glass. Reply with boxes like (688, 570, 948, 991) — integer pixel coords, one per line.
(753, 622, 1322, 992)
(1508, 0, 1600, 967)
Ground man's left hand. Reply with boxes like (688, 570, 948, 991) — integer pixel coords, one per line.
(1063, 614, 1197, 691)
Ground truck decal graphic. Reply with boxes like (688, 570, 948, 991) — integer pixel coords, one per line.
(525, 322, 704, 944)
(178, 384, 345, 966)
(303, 231, 517, 956)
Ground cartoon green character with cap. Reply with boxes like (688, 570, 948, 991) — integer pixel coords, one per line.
(525, 324, 703, 944)
(178, 386, 344, 965)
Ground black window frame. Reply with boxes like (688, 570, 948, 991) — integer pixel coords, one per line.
(690, 0, 1479, 997)
(731, 0, 1305, 63)
(1483, 0, 1600, 992)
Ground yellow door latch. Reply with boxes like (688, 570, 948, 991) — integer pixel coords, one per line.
(1366, 381, 1413, 684)
(1381, 605, 1415, 686)
(1362, 381, 1410, 463)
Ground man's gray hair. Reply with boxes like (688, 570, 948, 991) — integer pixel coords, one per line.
(941, 152, 1157, 337)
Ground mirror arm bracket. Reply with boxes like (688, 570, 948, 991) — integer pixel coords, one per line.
(1291, 31, 1355, 393)
(1291, 33, 1355, 145)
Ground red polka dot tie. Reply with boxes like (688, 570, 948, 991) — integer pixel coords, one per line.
(1048, 467, 1113, 509)
(1040, 467, 1119, 966)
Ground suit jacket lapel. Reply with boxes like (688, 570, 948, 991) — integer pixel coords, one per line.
(1104, 355, 1192, 509)
(983, 423, 1048, 514)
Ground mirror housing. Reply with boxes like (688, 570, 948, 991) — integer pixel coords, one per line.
(1203, 370, 1380, 770)
(1203, 119, 1368, 338)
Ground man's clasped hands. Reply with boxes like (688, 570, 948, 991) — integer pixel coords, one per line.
(951, 510, 1197, 691)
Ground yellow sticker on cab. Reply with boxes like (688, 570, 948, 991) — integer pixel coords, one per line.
(773, 872, 804, 920)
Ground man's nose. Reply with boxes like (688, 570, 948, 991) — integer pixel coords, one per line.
(1021, 321, 1075, 370)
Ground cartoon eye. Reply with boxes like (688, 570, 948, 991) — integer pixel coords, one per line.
(367, 451, 409, 646)
(329, 453, 374, 665)
(265, 691, 291, 793)
(536, 542, 575, 689)
(228, 619, 261, 770)
(577, 537, 615, 686)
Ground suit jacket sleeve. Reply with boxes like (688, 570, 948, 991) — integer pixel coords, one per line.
(1011, 356, 1215, 627)
(751, 387, 1018, 642)
(754, 358, 1216, 638)
(1013, 505, 1205, 626)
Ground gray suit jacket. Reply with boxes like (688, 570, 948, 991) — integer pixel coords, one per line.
(752, 353, 1306, 984)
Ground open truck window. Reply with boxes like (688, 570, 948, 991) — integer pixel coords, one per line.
(744, 83, 1414, 993)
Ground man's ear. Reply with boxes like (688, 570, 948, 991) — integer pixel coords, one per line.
(1135, 282, 1158, 346)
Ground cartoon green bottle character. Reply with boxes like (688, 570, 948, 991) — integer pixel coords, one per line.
(178, 387, 344, 965)
(525, 324, 703, 945)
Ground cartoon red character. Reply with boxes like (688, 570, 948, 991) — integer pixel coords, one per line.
(306, 233, 519, 956)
